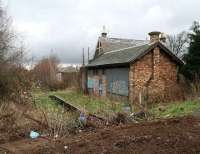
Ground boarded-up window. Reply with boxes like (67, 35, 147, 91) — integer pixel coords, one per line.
(87, 70, 94, 89)
(106, 68, 129, 96)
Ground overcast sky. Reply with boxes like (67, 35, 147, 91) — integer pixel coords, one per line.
(4, 0, 200, 64)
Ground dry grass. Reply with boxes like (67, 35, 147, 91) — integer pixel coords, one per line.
(32, 92, 80, 137)
(0, 99, 80, 144)
(39, 107, 79, 137)
(0, 102, 41, 144)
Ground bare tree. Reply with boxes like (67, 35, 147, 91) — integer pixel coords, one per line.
(166, 31, 189, 58)
(33, 54, 60, 90)
(0, 4, 25, 64)
(0, 2, 32, 103)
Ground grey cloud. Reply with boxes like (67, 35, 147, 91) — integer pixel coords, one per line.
(4, 0, 200, 64)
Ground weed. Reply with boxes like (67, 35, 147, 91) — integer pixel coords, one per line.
(150, 100, 200, 119)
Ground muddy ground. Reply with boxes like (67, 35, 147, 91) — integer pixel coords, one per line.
(0, 116, 200, 154)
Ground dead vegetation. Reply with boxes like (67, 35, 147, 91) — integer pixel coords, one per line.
(0, 100, 80, 146)
(0, 103, 39, 144)
(1, 116, 200, 154)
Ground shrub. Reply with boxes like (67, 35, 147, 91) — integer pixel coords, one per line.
(0, 65, 33, 104)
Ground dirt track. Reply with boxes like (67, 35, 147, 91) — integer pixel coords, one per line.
(1, 116, 200, 154)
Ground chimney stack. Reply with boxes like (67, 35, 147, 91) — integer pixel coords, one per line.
(148, 31, 161, 43)
(101, 25, 107, 38)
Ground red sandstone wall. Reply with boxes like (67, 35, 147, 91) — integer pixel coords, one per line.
(129, 47, 181, 105)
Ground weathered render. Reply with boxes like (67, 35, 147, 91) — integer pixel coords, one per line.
(86, 31, 184, 107)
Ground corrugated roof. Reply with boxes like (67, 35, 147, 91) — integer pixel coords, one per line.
(87, 43, 150, 67)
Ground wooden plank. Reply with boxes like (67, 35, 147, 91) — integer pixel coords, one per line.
(49, 95, 78, 112)
(49, 95, 106, 121)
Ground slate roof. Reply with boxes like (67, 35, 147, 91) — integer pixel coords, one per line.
(87, 41, 184, 68)
(100, 37, 149, 53)
(58, 66, 78, 73)
(88, 43, 150, 67)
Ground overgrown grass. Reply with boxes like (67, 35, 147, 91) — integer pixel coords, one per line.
(33, 91, 59, 109)
(150, 100, 200, 119)
(32, 89, 123, 118)
(50, 90, 123, 118)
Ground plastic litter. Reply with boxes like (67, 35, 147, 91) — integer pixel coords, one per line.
(79, 113, 86, 122)
(78, 112, 87, 127)
(30, 131, 40, 139)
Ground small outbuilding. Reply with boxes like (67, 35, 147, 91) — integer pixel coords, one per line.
(85, 30, 184, 107)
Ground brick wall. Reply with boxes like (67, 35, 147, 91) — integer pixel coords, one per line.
(102, 75, 107, 97)
(129, 47, 181, 105)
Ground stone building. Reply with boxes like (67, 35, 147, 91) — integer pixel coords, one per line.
(86, 30, 184, 107)
(56, 66, 80, 88)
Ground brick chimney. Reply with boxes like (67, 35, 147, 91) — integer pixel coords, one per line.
(148, 31, 161, 43)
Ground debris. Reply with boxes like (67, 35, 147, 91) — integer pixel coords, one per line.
(30, 131, 40, 139)
(54, 134, 58, 138)
(123, 106, 131, 113)
(133, 111, 146, 119)
(78, 130, 82, 133)
(64, 145, 68, 149)
(158, 106, 166, 112)
(24, 113, 48, 129)
(112, 113, 127, 124)
(0, 112, 15, 121)
(79, 113, 87, 124)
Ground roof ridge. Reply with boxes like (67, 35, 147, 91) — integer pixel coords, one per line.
(103, 43, 149, 55)
(108, 37, 147, 41)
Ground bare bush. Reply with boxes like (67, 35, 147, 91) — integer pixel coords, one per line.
(39, 107, 79, 137)
(0, 66, 32, 103)
(32, 55, 60, 90)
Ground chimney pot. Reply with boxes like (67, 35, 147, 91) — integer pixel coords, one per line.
(101, 32, 107, 37)
(148, 31, 161, 43)
(101, 26, 107, 38)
